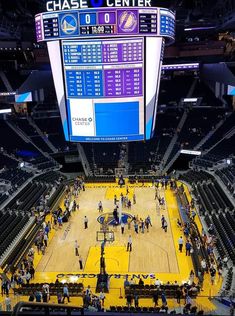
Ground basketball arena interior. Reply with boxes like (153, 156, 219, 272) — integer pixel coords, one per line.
(0, 0, 234, 315)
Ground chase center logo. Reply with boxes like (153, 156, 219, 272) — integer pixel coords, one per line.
(61, 14, 78, 35)
(72, 117, 93, 126)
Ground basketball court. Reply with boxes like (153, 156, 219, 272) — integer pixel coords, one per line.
(36, 184, 178, 274)
(25, 180, 222, 313)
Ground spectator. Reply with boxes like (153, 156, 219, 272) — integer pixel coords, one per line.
(62, 285, 70, 303)
(201, 259, 207, 274)
(161, 291, 167, 306)
(28, 293, 35, 302)
(124, 277, 129, 288)
(5, 295, 11, 312)
(57, 292, 62, 304)
(178, 236, 184, 252)
(126, 293, 132, 307)
(134, 293, 139, 308)
(153, 290, 159, 307)
(185, 240, 192, 256)
(139, 278, 144, 286)
(35, 290, 42, 303)
(99, 290, 105, 306)
(155, 279, 161, 286)
(176, 287, 182, 304)
(209, 266, 216, 285)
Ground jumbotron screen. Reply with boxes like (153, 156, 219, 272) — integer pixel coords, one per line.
(63, 38, 145, 142)
(36, 4, 175, 142)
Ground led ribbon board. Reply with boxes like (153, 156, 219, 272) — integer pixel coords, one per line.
(36, 8, 175, 42)
(36, 6, 175, 142)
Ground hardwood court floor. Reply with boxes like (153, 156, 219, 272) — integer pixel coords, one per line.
(36, 185, 179, 273)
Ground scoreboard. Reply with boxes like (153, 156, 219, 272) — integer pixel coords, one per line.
(62, 38, 145, 141)
(36, 8, 175, 42)
(35, 5, 175, 142)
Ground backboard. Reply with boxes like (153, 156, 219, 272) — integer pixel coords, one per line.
(96, 231, 115, 243)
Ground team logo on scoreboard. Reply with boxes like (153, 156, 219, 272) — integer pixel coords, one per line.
(118, 10, 137, 33)
(61, 14, 78, 35)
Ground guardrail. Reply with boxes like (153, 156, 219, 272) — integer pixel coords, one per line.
(12, 301, 84, 316)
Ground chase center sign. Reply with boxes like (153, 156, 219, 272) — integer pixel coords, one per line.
(46, 0, 152, 11)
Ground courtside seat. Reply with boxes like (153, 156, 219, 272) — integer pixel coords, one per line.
(108, 306, 162, 313)
(116, 306, 122, 312)
(125, 284, 192, 299)
(122, 306, 129, 312)
(16, 283, 84, 296)
(110, 306, 116, 311)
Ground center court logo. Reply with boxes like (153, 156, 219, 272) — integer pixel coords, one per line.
(61, 14, 78, 35)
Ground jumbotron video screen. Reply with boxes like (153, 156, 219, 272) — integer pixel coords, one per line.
(35, 1, 175, 142)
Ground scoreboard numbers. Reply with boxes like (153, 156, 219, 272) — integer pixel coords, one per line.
(105, 13, 110, 23)
(98, 12, 116, 24)
(79, 13, 97, 25)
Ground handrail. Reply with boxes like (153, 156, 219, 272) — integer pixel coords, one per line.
(12, 301, 84, 316)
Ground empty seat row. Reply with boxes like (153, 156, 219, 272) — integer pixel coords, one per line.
(211, 214, 235, 263)
(109, 306, 167, 313)
(34, 171, 64, 184)
(0, 211, 30, 256)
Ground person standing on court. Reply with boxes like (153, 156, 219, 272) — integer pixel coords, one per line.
(79, 255, 83, 270)
(161, 215, 165, 229)
(43, 233, 48, 247)
(98, 201, 103, 212)
(163, 219, 168, 232)
(84, 216, 88, 229)
(127, 235, 132, 252)
(62, 284, 70, 303)
(127, 217, 132, 230)
(178, 236, 184, 252)
(121, 222, 125, 234)
(134, 222, 138, 234)
(74, 240, 79, 256)
(147, 215, 152, 227)
(133, 194, 136, 204)
(140, 219, 145, 233)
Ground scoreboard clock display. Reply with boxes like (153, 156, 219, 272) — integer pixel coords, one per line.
(36, 5, 175, 142)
